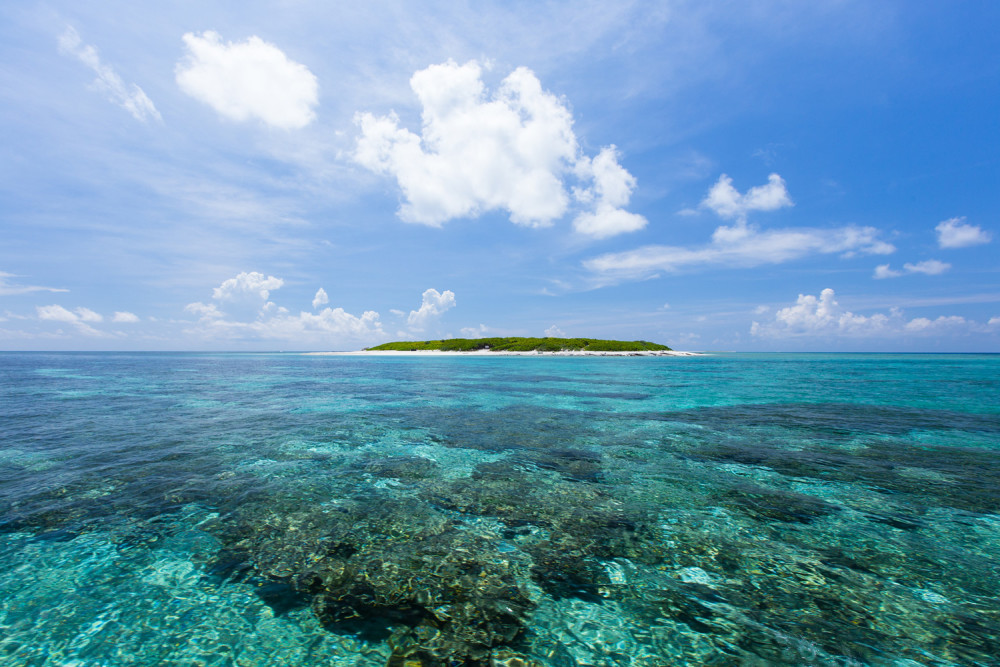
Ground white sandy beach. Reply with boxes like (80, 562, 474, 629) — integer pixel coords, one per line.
(305, 349, 704, 357)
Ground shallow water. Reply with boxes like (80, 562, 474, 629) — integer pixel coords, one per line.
(1, 352, 998, 666)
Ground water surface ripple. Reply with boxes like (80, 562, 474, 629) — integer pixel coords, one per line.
(1, 352, 998, 666)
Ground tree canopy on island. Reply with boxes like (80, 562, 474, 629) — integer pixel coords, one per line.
(365, 337, 671, 352)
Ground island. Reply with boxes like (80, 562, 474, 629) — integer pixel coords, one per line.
(363, 336, 681, 354)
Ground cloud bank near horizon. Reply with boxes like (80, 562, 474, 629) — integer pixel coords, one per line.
(183, 272, 457, 347)
(752, 288, 998, 339)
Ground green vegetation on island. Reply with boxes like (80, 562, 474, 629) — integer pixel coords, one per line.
(365, 336, 671, 352)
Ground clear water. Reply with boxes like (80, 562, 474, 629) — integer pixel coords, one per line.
(1, 352, 998, 666)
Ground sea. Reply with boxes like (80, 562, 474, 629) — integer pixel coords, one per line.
(1, 352, 998, 666)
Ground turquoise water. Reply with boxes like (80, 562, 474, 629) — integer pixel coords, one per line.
(1, 352, 998, 666)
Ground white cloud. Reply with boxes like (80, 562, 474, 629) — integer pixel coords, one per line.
(188, 305, 384, 346)
(751, 288, 986, 339)
(112, 311, 140, 323)
(212, 271, 284, 301)
(702, 173, 792, 221)
(936, 217, 991, 249)
(185, 272, 287, 324)
(185, 301, 225, 319)
(253, 308, 383, 341)
(873, 264, 902, 279)
(75, 307, 103, 322)
(260, 301, 287, 317)
(874, 259, 950, 279)
(461, 324, 493, 338)
(989, 317, 1000, 328)
(903, 316, 969, 333)
(36, 304, 104, 336)
(407, 288, 456, 331)
(354, 60, 643, 237)
(185, 274, 386, 347)
(59, 26, 161, 122)
(751, 289, 891, 337)
(585, 168, 893, 283)
(573, 207, 647, 240)
(182, 278, 460, 348)
(572, 146, 647, 238)
(312, 287, 329, 310)
(544, 325, 567, 337)
(904, 259, 950, 275)
(355, 61, 573, 226)
(37, 304, 80, 324)
(176, 31, 318, 129)
(0, 272, 68, 296)
(586, 224, 893, 281)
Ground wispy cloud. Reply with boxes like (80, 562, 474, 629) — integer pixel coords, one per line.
(58, 26, 161, 122)
(586, 171, 889, 284)
(586, 225, 894, 282)
(112, 311, 140, 323)
(0, 272, 68, 296)
(873, 259, 950, 279)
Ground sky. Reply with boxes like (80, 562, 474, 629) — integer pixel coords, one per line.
(1, 1, 998, 352)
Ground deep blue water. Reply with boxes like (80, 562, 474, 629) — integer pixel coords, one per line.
(1, 352, 999, 666)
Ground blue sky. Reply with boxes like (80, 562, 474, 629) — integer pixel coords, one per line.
(1, 1, 997, 351)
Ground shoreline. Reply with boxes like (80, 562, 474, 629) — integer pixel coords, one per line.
(304, 349, 704, 357)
